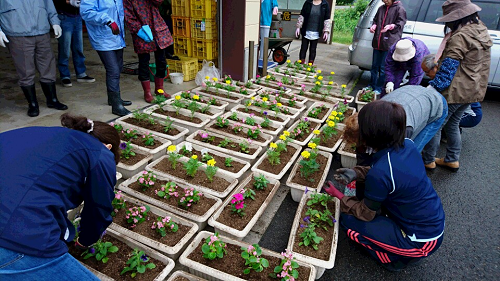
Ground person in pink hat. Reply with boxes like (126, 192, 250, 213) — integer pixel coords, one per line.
(422, 0, 492, 173)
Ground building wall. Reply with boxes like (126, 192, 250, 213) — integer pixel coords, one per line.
(245, 0, 260, 48)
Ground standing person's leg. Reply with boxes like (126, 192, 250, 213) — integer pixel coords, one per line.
(369, 49, 382, 90)
(308, 39, 319, 64)
(71, 15, 94, 83)
(154, 48, 169, 97)
(299, 37, 309, 62)
(437, 103, 469, 170)
(7, 36, 39, 116)
(57, 14, 73, 86)
(35, 33, 68, 110)
(259, 26, 270, 60)
(138, 52, 153, 103)
(412, 96, 449, 152)
(375, 51, 389, 94)
(97, 49, 130, 116)
(0, 247, 99, 281)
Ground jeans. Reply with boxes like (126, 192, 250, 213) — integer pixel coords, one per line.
(422, 103, 470, 164)
(0, 246, 99, 280)
(138, 49, 167, 81)
(299, 37, 319, 62)
(413, 95, 449, 152)
(370, 49, 388, 92)
(97, 49, 123, 94)
(460, 102, 482, 128)
(57, 14, 87, 80)
(259, 26, 270, 60)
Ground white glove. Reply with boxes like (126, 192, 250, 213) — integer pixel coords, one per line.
(385, 82, 394, 93)
(0, 31, 9, 48)
(273, 7, 278, 15)
(322, 32, 329, 41)
(53, 25, 62, 39)
(69, 0, 81, 8)
(295, 28, 300, 38)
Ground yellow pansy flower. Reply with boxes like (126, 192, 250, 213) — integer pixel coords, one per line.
(308, 143, 317, 149)
(308, 63, 312, 66)
(262, 97, 268, 102)
(266, 75, 271, 79)
(307, 68, 311, 71)
(270, 142, 278, 149)
(279, 135, 287, 141)
(157, 89, 164, 94)
(338, 112, 343, 115)
(341, 84, 346, 88)
(226, 80, 231, 85)
(286, 60, 291, 63)
(251, 96, 255, 100)
(193, 95, 200, 100)
(328, 121, 335, 127)
(315, 81, 321, 85)
(191, 155, 198, 160)
(212, 77, 218, 81)
(336, 117, 340, 121)
(331, 71, 335, 75)
(318, 76, 323, 81)
(313, 130, 320, 135)
(207, 159, 216, 166)
(301, 151, 311, 159)
(317, 70, 322, 74)
(167, 145, 176, 152)
(175, 95, 181, 100)
(331, 111, 338, 116)
(205, 75, 210, 80)
(328, 81, 333, 85)
(283, 131, 290, 136)
(277, 103, 282, 107)
(297, 60, 302, 63)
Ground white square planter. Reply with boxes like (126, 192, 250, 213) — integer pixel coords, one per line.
(268, 68, 308, 80)
(117, 149, 153, 179)
(333, 106, 357, 131)
(337, 141, 357, 168)
(208, 172, 280, 240)
(253, 83, 292, 94)
(143, 104, 218, 134)
(251, 142, 302, 180)
(355, 89, 376, 112)
(186, 130, 263, 165)
(220, 111, 284, 138)
(231, 104, 294, 127)
(170, 91, 229, 112)
(285, 119, 322, 147)
(253, 92, 308, 112)
(145, 155, 239, 199)
(118, 173, 223, 230)
(81, 228, 175, 281)
(303, 102, 334, 124)
(286, 149, 333, 203)
(108, 193, 198, 260)
(115, 115, 189, 145)
(191, 87, 256, 111)
(205, 119, 274, 148)
(317, 124, 344, 153)
(159, 99, 225, 120)
(286, 193, 341, 280)
(179, 231, 317, 281)
(167, 271, 207, 281)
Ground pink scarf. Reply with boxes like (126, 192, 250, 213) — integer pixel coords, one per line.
(435, 32, 451, 63)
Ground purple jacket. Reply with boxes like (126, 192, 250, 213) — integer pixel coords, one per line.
(385, 37, 430, 89)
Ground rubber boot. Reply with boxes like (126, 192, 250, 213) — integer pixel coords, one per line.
(21, 84, 40, 117)
(154, 76, 170, 98)
(107, 95, 132, 106)
(141, 80, 153, 103)
(108, 91, 131, 116)
(40, 82, 68, 110)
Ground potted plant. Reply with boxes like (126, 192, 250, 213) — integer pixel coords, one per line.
(317, 121, 345, 153)
(286, 191, 340, 280)
(171, 90, 229, 112)
(337, 141, 357, 168)
(205, 117, 274, 147)
(235, 97, 304, 126)
(115, 111, 189, 145)
(230, 104, 291, 128)
(251, 133, 302, 180)
(258, 88, 308, 108)
(116, 141, 153, 179)
(118, 172, 223, 230)
(220, 111, 284, 139)
(208, 173, 280, 240)
(355, 88, 376, 111)
(285, 118, 322, 147)
(179, 231, 317, 281)
(303, 102, 333, 124)
(331, 100, 357, 130)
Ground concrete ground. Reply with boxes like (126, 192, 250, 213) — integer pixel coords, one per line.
(1, 36, 499, 280)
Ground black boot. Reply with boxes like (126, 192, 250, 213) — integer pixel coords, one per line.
(21, 85, 40, 117)
(107, 94, 132, 106)
(40, 82, 68, 110)
(108, 91, 131, 116)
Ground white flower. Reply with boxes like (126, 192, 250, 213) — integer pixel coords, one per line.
(185, 142, 193, 152)
(201, 148, 209, 155)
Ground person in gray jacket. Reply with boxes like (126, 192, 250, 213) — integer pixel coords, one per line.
(0, 0, 68, 117)
(382, 85, 448, 152)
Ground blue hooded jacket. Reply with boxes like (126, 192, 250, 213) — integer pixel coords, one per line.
(0, 127, 116, 258)
(81, 0, 126, 51)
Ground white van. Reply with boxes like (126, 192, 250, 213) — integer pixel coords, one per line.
(347, 0, 500, 87)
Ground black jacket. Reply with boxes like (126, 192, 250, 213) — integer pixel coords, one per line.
(371, 1, 407, 51)
(299, 0, 331, 36)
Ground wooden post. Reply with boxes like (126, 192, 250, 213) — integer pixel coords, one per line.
(263, 37, 269, 76)
(249, 41, 255, 80)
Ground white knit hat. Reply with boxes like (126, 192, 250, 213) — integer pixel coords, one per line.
(392, 39, 416, 62)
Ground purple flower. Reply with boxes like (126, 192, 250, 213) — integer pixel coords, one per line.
(140, 254, 148, 262)
(330, 215, 337, 223)
(264, 111, 268, 116)
(89, 248, 95, 254)
(300, 224, 306, 228)
(303, 216, 310, 223)
(119, 142, 127, 150)
(305, 187, 309, 194)
(304, 118, 308, 122)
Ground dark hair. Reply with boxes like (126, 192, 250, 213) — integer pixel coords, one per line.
(60, 113, 121, 164)
(444, 12, 479, 34)
(343, 112, 359, 145)
(358, 100, 406, 151)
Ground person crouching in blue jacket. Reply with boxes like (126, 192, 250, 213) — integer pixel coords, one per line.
(0, 113, 120, 280)
(324, 100, 445, 272)
(81, 0, 132, 116)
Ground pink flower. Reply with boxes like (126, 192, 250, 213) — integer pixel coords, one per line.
(133, 218, 138, 223)
(142, 171, 148, 174)
(148, 181, 154, 185)
(171, 224, 175, 229)
(139, 178, 144, 183)
(235, 202, 244, 209)
(233, 193, 244, 201)
(201, 132, 208, 138)
(201, 82, 207, 87)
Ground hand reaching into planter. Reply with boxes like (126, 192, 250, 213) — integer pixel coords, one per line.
(323, 181, 344, 200)
(333, 168, 357, 185)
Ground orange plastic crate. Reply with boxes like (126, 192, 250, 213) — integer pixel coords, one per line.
(173, 36, 192, 57)
(172, 16, 191, 38)
(191, 39, 217, 60)
(190, 0, 217, 19)
(172, 0, 190, 17)
(190, 18, 217, 40)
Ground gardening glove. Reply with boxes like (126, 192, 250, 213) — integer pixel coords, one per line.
(323, 181, 345, 200)
(333, 168, 357, 185)
(0, 31, 9, 48)
(322, 32, 329, 41)
(273, 7, 278, 15)
(295, 27, 300, 38)
(108, 21, 120, 35)
(53, 25, 62, 39)
(69, 0, 81, 7)
(381, 24, 396, 33)
(385, 82, 394, 93)
(369, 24, 377, 33)
(74, 237, 90, 250)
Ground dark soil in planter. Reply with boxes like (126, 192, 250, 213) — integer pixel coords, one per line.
(188, 241, 311, 281)
(293, 199, 337, 261)
(198, 89, 239, 100)
(209, 124, 267, 143)
(290, 121, 320, 143)
(340, 108, 355, 122)
(173, 277, 190, 281)
(193, 134, 258, 155)
(120, 152, 148, 166)
(256, 146, 298, 175)
(185, 97, 222, 107)
(307, 106, 328, 120)
(215, 179, 274, 231)
(153, 158, 231, 193)
(113, 201, 191, 247)
(343, 142, 357, 154)
(290, 154, 329, 187)
(119, 131, 163, 150)
(179, 146, 246, 174)
(159, 105, 214, 116)
(255, 82, 282, 91)
(236, 108, 285, 122)
(68, 235, 165, 281)
(226, 116, 279, 132)
(153, 109, 203, 124)
(128, 180, 216, 217)
(319, 129, 344, 148)
(121, 118, 182, 136)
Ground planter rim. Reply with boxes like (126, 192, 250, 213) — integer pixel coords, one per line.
(252, 84, 293, 94)
(258, 91, 308, 106)
(117, 149, 153, 180)
(166, 270, 207, 281)
(230, 104, 291, 127)
(285, 119, 322, 147)
(143, 105, 221, 128)
(337, 141, 357, 158)
(114, 116, 189, 142)
(192, 86, 257, 100)
(111, 122, 172, 155)
(285, 149, 333, 193)
(355, 89, 376, 105)
(169, 91, 230, 110)
(258, 86, 308, 102)
(303, 101, 335, 124)
(317, 124, 345, 153)
(220, 111, 284, 136)
(205, 119, 274, 147)
(250, 142, 302, 180)
(191, 87, 246, 104)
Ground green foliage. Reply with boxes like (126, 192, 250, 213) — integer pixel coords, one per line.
(184, 156, 202, 177)
(82, 239, 119, 264)
(202, 232, 227, 260)
(299, 223, 323, 250)
(120, 249, 156, 278)
(241, 244, 269, 274)
(224, 157, 233, 167)
(253, 174, 270, 190)
(332, 0, 370, 44)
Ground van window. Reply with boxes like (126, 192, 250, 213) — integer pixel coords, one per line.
(399, 0, 422, 22)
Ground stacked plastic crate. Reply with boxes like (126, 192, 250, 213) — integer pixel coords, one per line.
(170, 0, 217, 81)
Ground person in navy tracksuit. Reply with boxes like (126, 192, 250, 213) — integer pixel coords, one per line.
(325, 100, 445, 272)
(0, 113, 120, 280)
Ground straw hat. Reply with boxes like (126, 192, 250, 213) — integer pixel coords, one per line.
(392, 39, 415, 62)
(436, 0, 481, 22)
